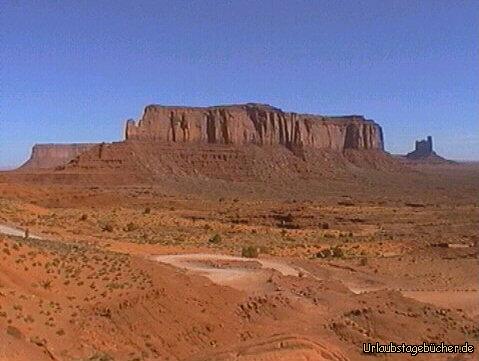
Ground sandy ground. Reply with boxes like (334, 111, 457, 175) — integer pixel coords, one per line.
(0, 162, 478, 361)
(0, 223, 41, 239)
(151, 253, 304, 292)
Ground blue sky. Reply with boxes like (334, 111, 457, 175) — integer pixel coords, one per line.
(1, 0, 478, 168)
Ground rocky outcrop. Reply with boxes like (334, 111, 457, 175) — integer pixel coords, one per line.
(406, 136, 447, 162)
(20, 143, 98, 169)
(125, 103, 384, 152)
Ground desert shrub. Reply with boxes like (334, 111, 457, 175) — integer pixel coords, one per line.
(331, 246, 344, 258)
(284, 213, 294, 222)
(143, 207, 151, 214)
(124, 222, 138, 232)
(323, 233, 336, 238)
(80, 214, 88, 221)
(405, 202, 425, 208)
(321, 222, 330, 229)
(316, 246, 344, 259)
(241, 245, 259, 258)
(359, 257, 368, 266)
(208, 234, 222, 244)
(87, 353, 114, 361)
(102, 223, 114, 232)
(40, 280, 52, 289)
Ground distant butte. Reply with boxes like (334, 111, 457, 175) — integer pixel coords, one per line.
(406, 136, 448, 162)
(19, 143, 98, 170)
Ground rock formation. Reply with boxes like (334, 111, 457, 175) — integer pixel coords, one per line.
(17, 104, 388, 175)
(20, 143, 98, 169)
(125, 103, 384, 152)
(406, 136, 446, 161)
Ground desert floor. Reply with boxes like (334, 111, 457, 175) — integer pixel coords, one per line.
(0, 162, 478, 361)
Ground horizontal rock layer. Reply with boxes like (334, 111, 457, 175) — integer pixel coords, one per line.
(125, 103, 384, 151)
(20, 143, 98, 169)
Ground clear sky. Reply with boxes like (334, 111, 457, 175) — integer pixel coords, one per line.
(1, 1, 478, 168)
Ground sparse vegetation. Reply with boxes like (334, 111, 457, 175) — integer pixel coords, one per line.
(124, 222, 139, 232)
(316, 246, 344, 259)
(87, 353, 114, 361)
(102, 223, 114, 232)
(208, 233, 222, 244)
(241, 245, 259, 258)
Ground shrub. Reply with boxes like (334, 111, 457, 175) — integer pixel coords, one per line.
(143, 207, 151, 214)
(316, 246, 344, 259)
(331, 246, 344, 258)
(124, 222, 138, 232)
(208, 234, 221, 244)
(284, 213, 294, 223)
(87, 353, 114, 361)
(40, 280, 52, 289)
(102, 223, 114, 232)
(241, 245, 259, 258)
(80, 214, 88, 221)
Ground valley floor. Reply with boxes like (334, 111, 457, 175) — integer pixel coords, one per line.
(0, 163, 478, 361)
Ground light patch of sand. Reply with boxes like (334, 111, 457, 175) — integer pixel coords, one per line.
(151, 253, 305, 291)
(0, 224, 42, 239)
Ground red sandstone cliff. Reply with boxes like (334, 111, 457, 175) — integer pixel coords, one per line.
(125, 103, 384, 152)
(17, 104, 387, 175)
(19, 143, 98, 170)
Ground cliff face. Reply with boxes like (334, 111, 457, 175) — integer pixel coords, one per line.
(20, 143, 98, 169)
(125, 104, 384, 152)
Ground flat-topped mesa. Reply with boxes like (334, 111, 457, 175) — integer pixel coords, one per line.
(125, 103, 384, 152)
(20, 143, 98, 169)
